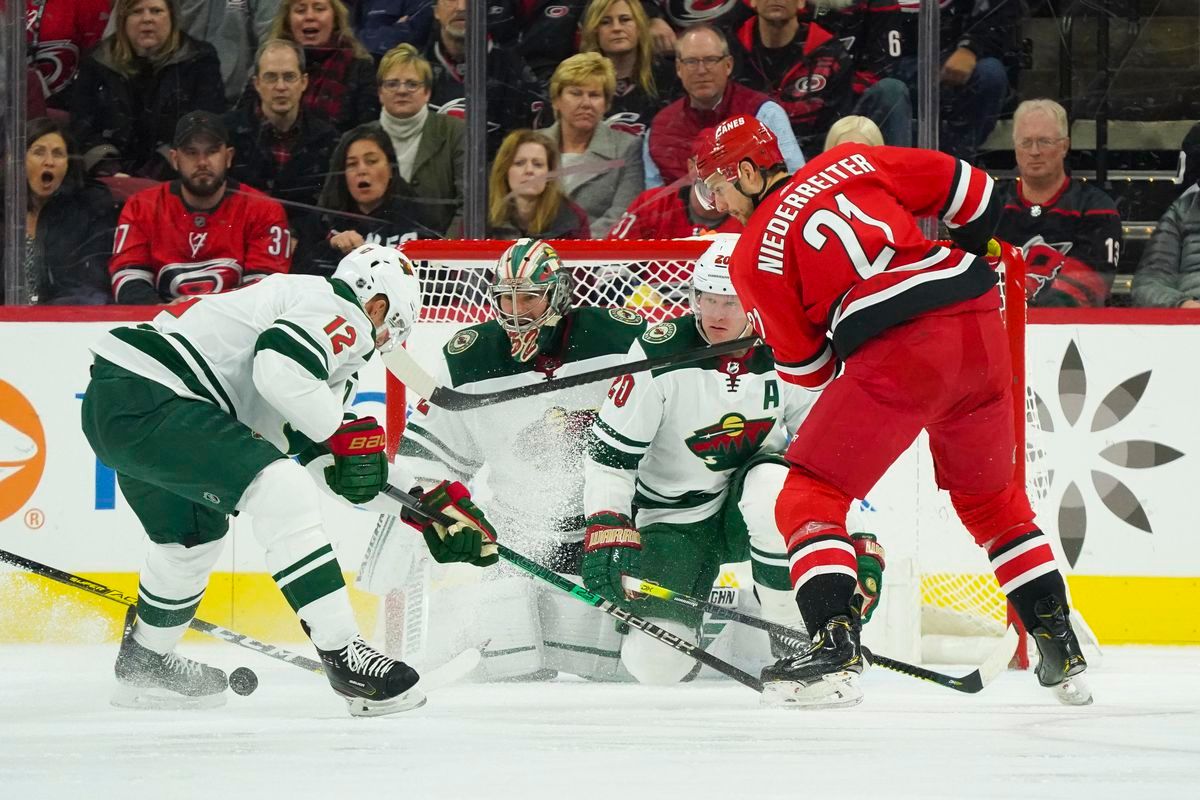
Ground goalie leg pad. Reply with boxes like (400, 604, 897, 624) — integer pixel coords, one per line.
(620, 617, 698, 685)
(538, 585, 630, 682)
(423, 575, 545, 681)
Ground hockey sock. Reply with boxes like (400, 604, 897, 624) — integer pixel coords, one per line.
(786, 522, 858, 634)
(133, 539, 224, 654)
(987, 526, 1069, 631)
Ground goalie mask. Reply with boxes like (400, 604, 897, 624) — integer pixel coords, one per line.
(690, 234, 753, 343)
(491, 238, 572, 362)
(332, 243, 422, 351)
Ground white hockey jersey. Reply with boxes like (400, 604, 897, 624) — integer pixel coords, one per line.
(395, 307, 646, 544)
(585, 314, 816, 527)
(89, 275, 375, 453)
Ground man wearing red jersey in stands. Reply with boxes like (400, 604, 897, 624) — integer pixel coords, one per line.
(696, 114, 1092, 709)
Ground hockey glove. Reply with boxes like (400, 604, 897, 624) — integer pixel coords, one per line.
(403, 481, 498, 567)
(324, 417, 388, 504)
(851, 532, 886, 624)
(582, 511, 642, 603)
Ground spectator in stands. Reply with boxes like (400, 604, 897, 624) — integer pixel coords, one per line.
(72, 0, 226, 179)
(373, 43, 464, 235)
(454, 129, 590, 239)
(1132, 186, 1200, 309)
(423, 0, 545, 154)
(730, 0, 911, 153)
(579, 0, 678, 137)
(1180, 122, 1200, 191)
(823, 114, 883, 150)
(855, 0, 1016, 163)
(608, 127, 739, 239)
(353, 0, 434, 59)
(541, 53, 645, 239)
(643, 24, 804, 189)
(506, 0, 590, 89)
(177, 0, 279, 105)
(294, 124, 436, 274)
(996, 99, 1121, 308)
(26, 0, 111, 112)
(23, 118, 118, 305)
(650, 0, 750, 34)
(226, 39, 338, 228)
(256, 0, 379, 133)
(109, 111, 292, 303)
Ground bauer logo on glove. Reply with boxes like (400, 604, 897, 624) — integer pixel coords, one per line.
(324, 417, 388, 505)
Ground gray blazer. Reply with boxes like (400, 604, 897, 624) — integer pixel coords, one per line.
(541, 120, 644, 238)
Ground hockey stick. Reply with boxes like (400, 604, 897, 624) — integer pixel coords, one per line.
(0, 547, 326, 674)
(381, 485, 765, 692)
(382, 334, 760, 411)
(621, 576, 1018, 694)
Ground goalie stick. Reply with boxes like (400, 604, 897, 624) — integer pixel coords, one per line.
(620, 576, 1018, 695)
(382, 334, 760, 411)
(0, 547, 480, 690)
(381, 485, 766, 692)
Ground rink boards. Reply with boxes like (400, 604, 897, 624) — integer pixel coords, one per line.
(0, 307, 1197, 645)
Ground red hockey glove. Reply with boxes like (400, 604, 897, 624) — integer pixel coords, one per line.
(323, 417, 388, 504)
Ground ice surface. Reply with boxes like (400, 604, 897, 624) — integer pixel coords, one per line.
(1, 644, 1197, 799)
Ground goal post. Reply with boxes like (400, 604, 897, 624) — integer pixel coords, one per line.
(385, 237, 1038, 667)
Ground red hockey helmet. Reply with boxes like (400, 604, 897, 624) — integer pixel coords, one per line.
(695, 115, 784, 184)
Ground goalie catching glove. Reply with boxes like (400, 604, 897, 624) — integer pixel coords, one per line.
(850, 532, 886, 624)
(402, 481, 498, 567)
(582, 511, 642, 602)
(324, 417, 388, 504)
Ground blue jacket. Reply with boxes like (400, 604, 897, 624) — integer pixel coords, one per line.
(354, 0, 434, 58)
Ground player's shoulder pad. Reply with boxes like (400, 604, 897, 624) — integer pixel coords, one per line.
(639, 312, 702, 355)
(565, 307, 647, 353)
(441, 320, 515, 385)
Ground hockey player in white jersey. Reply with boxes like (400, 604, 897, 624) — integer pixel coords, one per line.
(583, 234, 886, 684)
(381, 238, 648, 681)
(80, 243, 498, 715)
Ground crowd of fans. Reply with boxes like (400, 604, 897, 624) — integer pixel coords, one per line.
(9, 0, 1200, 309)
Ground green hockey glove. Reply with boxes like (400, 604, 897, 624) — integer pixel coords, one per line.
(404, 481, 498, 567)
(582, 511, 642, 603)
(851, 532, 886, 624)
(323, 417, 388, 504)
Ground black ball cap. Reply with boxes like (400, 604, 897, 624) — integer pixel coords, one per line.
(173, 110, 229, 148)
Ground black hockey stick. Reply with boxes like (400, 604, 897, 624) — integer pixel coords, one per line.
(620, 576, 1017, 694)
(0, 547, 325, 674)
(382, 335, 760, 411)
(382, 485, 765, 692)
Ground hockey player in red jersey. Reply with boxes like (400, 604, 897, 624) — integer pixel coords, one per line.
(697, 115, 1091, 708)
(109, 111, 292, 304)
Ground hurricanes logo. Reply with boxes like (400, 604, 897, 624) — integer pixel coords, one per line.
(684, 413, 774, 472)
(188, 232, 208, 258)
(789, 74, 828, 96)
(0, 381, 47, 523)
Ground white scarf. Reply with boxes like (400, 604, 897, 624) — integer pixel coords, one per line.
(379, 105, 428, 183)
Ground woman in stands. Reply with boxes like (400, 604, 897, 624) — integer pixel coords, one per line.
(292, 124, 434, 275)
(578, 0, 677, 138)
(261, 0, 379, 133)
(453, 129, 590, 239)
(23, 118, 118, 305)
(540, 53, 644, 238)
(71, 0, 225, 178)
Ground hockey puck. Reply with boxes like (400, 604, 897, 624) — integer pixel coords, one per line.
(229, 667, 259, 696)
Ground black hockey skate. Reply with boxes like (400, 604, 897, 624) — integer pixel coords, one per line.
(112, 606, 228, 709)
(315, 635, 426, 717)
(760, 615, 866, 709)
(1030, 597, 1092, 706)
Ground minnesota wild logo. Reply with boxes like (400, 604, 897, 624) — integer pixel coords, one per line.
(685, 413, 774, 471)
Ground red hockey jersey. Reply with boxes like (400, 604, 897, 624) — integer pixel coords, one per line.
(729, 143, 999, 390)
(110, 180, 291, 302)
(26, 0, 111, 101)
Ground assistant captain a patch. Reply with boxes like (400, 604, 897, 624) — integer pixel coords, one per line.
(447, 329, 478, 355)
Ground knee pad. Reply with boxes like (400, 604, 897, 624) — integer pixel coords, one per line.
(620, 618, 698, 686)
(142, 538, 225, 588)
(775, 467, 852, 547)
(738, 461, 789, 546)
(951, 481, 1036, 547)
(237, 460, 325, 557)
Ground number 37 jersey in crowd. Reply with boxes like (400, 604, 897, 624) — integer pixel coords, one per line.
(89, 275, 374, 454)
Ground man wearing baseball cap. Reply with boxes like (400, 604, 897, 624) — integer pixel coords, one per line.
(108, 110, 292, 304)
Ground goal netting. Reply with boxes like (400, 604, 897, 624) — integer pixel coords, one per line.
(386, 238, 1043, 667)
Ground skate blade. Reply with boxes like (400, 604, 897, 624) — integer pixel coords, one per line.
(111, 683, 227, 711)
(760, 672, 863, 710)
(1051, 675, 1093, 706)
(345, 687, 427, 717)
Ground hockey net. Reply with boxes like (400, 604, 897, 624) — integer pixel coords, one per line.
(387, 238, 1043, 667)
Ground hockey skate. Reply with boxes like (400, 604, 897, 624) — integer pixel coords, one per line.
(112, 606, 228, 710)
(315, 635, 426, 717)
(1030, 597, 1092, 706)
(760, 615, 866, 709)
